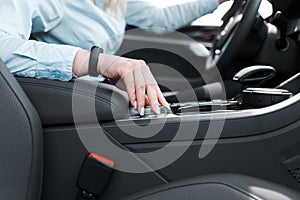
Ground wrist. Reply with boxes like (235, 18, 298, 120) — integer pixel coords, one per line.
(72, 49, 90, 77)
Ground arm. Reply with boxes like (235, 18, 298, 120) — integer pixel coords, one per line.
(126, 0, 220, 31)
(0, 33, 79, 81)
(0, 0, 79, 81)
(0, 0, 169, 114)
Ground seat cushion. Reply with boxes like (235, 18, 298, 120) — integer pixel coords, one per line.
(122, 174, 300, 200)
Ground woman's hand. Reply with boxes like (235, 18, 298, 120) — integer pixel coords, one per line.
(98, 54, 169, 115)
(73, 49, 169, 116)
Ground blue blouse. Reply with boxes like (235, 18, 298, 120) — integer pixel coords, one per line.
(0, 0, 218, 81)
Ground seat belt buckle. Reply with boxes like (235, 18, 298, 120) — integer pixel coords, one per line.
(77, 153, 115, 199)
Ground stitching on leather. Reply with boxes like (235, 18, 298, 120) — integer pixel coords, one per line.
(17, 78, 125, 104)
(220, 182, 264, 200)
(19, 81, 111, 99)
(130, 182, 264, 200)
(20, 83, 116, 109)
(19, 80, 125, 113)
(18, 82, 123, 114)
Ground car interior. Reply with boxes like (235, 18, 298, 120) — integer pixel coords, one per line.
(1, 0, 300, 199)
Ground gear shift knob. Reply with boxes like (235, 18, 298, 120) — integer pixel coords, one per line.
(233, 65, 276, 87)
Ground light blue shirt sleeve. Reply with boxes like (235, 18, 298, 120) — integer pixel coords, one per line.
(0, 0, 80, 81)
(126, 0, 219, 31)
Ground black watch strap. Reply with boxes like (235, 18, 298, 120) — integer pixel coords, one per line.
(88, 46, 103, 77)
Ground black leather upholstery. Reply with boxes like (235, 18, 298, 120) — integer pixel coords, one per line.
(0, 60, 43, 200)
(2, 59, 300, 200)
(17, 77, 129, 126)
(122, 174, 300, 200)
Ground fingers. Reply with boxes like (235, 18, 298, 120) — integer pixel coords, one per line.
(110, 57, 169, 115)
(122, 71, 136, 106)
(146, 84, 160, 114)
(133, 65, 146, 116)
(120, 62, 146, 116)
(157, 87, 170, 110)
(142, 64, 170, 111)
(131, 61, 170, 115)
(142, 66, 161, 114)
(144, 95, 150, 106)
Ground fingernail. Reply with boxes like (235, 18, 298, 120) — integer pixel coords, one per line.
(156, 105, 161, 115)
(134, 101, 137, 109)
(167, 103, 171, 110)
(163, 103, 170, 110)
(140, 107, 145, 116)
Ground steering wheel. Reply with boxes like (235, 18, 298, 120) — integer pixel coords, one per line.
(210, 0, 262, 71)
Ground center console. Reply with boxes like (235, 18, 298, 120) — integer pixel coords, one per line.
(127, 65, 299, 119)
(17, 65, 300, 200)
(16, 65, 300, 144)
(98, 66, 300, 145)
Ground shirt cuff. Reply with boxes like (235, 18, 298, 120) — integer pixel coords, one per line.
(14, 45, 80, 81)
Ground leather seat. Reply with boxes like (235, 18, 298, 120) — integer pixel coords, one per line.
(123, 174, 300, 200)
(1, 58, 300, 200)
(0, 59, 43, 199)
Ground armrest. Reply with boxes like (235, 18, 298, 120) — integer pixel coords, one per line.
(17, 77, 129, 126)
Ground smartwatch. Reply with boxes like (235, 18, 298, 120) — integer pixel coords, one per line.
(88, 46, 103, 77)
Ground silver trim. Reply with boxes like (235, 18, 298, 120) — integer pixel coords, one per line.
(118, 93, 300, 123)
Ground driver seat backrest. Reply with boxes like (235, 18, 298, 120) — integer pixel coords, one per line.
(0, 59, 43, 200)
